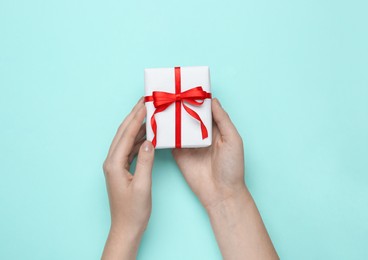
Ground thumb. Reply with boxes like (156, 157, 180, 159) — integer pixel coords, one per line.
(134, 140, 155, 186)
(212, 98, 238, 139)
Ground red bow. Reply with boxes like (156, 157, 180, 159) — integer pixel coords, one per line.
(144, 67, 211, 148)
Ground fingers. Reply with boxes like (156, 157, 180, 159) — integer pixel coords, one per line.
(107, 97, 144, 157)
(127, 123, 147, 164)
(110, 104, 147, 165)
(212, 98, 239, 140)
(134, 141, 155, 187)
(128, 138, 146, 164)
(134, 123, 146, 144)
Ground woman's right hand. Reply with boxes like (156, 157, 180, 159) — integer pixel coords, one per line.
(172, 98, 278, 260)
(172, 98, 248, 211)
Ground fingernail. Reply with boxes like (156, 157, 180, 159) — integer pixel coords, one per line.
(138, 96, 144, 103)
(215, 98, 222, 107)
(143, 141, 153, 152)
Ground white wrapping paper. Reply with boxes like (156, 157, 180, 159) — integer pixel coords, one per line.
(144, 66, 212, 149)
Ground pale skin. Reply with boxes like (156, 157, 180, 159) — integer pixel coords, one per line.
(102, 97, 279, 260)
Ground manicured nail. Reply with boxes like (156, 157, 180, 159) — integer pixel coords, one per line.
(143, 141, 153, 152)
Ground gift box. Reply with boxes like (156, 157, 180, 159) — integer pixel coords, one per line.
(144, 66, 212, 149)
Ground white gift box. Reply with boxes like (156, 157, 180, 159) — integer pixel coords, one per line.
(144, 66, 212, 149)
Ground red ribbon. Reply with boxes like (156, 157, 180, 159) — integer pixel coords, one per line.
(144, 67, 212, 148)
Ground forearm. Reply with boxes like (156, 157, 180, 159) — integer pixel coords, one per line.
(102, 227, 142, 260)
(207, 186, 278, 260)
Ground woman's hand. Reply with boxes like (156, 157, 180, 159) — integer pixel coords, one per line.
(172, 98, 278, 260)
(172, 98, 247, 210)
(102, 98, 155, 260)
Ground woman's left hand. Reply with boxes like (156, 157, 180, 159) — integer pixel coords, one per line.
(102, 97, 155, 260)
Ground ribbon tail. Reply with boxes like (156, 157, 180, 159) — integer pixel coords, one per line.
(149, 104, 173, 148)
(150, 113, 157, 147)
(182, 103, 209, 139)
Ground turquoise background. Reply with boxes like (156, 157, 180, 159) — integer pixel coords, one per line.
(1, 0, 367, 259)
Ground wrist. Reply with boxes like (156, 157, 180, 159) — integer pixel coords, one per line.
(206, 185, 253, 220)
(204, 185, 279, 259)
(109, 223, 144, 244)
(102, 226, 143, 260)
